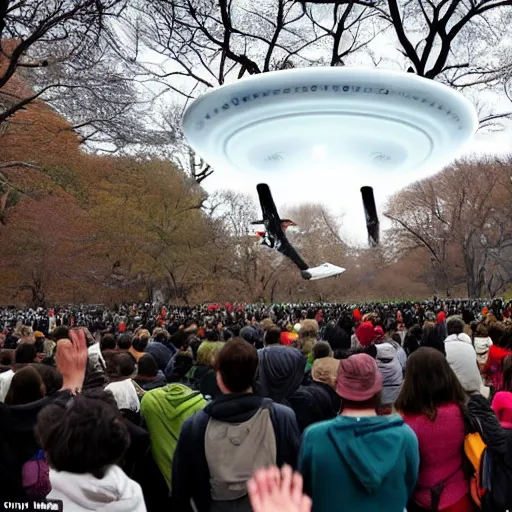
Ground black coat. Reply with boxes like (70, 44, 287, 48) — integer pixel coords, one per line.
(172, 393, 300, 512)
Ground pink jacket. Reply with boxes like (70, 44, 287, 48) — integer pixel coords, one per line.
(402, 404, 469, 510)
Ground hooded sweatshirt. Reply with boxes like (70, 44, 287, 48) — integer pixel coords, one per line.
(172, 393, 300, 512)
(445, 335, 489, 396)
(47, 464, 146, 511)
(299, 415, 419, 512)
(473, 336, 493, 367)
(135, 370, 167, 392)
(483, 345, 512, 390)
(140, 383, 206, 490)
(376, 343, 403, 406)
(256, 346, 314, 431)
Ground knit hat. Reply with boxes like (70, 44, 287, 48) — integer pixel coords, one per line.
(335, 353, 383, 401)
(355, 321, 376, 346)
(374, 325, 384, 341)
(33, 331, 44, 339)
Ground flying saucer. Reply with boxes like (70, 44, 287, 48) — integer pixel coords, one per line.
(182, 67, 478, 180)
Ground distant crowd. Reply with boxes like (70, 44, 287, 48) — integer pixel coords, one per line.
(1, 298, 512, 511)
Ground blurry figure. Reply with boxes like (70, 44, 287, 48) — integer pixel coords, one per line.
(5, 366, 46, 406)
(36, 390, 145, 510)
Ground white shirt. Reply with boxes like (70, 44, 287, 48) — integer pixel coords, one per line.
(48, 464, 146, 511)
(0, 369, 14, 402)
(445, 335, 489, 397)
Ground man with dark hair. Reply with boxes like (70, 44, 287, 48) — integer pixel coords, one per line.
(117, 333, 132, 351)
(172, 338, 300, 512)
(134, 354, 167, 391)
(444, 316, 488, 396)
(264, 326, 281, 347)
(100, 334, 117, 353)
(36, 390, 146, 509)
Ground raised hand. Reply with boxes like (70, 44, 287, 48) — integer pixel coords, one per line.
(247, 465, 312, 512)
(55, 328, 88, 395)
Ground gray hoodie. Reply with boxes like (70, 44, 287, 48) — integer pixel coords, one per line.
(376, 343, 403, 406)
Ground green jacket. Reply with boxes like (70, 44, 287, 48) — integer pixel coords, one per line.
(299, 415, 419, 512)
(141, 383, 207, 490)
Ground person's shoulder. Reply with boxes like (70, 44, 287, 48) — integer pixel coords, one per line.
(397, 419, 419, 441)
(271, 401, 296, 420)
(303, 416, 336, 440)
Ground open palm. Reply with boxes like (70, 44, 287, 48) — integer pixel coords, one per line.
(248, 465, 312, 512)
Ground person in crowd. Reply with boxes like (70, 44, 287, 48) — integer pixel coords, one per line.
(32, 363, 63, 396)
(375, 341, 403, 410)
(101, 333, 117, 353)
(262, 325, 282, 351)
(444, 316, 488, 397)
(491, 355, 512, 428)
(0, 342, 37, 402)
(323, 320, 351, 356)
(404, 324, 422, 355)
(145, 329, 173, 372)
(483, 323, 512, 391)
(172, 338, 300, 512)
(141, 383, 207, 491)
(240, 325, 264, 349)
(185, 341, 223, 399)
(117, 333, 133, 351)
(473, 323, 493, 371)
(306, 357, 342, 420)
(382, 318, 407, 372)
(5, 366, 46, 405)
(257, 345, 316, 431)
(33, 331, 45, 354)
(36, 390, 146, 511)
(396, 347, 470, 512)
(134, 354, 167, 391)
(165, 350, 194, 383)
(445, 316, 472, 345)
(17, 325, 36, 345)
(130, 329, 150, 361)
(299, 353, 419, 512)
(421, 324, 446, 355)
(354, 320, 379, 347)
(312, 341, 332, 361)
(0, 329, 88, 500)
(0, 348, 14, 368)
(296, 320, 319, 370)
(105, 352, 142, 416)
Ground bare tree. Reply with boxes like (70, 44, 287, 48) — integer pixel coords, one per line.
(385, 158, 512, 298)
(300, 0, 512, 127)
(0, 1, 166, 152)
(124, 0, 380, 182)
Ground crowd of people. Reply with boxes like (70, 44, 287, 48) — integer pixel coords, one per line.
(1, 298, 512, 511)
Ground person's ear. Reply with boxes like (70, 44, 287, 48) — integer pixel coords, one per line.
(216, 371, 228, 394)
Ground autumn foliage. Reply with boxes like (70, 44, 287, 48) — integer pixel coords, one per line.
(2, 52, 512, 304)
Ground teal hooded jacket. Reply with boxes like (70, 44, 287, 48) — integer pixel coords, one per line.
(299, 415, 419, 512)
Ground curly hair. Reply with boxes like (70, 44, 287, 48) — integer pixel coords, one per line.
(36, 390, 130, 479)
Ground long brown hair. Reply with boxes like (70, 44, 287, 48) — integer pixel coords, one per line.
(396, 347, 467, 421)
(502, 355, 512, 392)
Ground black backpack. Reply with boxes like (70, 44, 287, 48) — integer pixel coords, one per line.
(482, 439, 512, 512)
